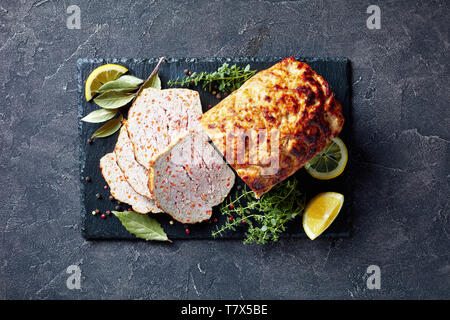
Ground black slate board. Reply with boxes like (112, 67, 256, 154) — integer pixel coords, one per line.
(78, 57, 352, 240)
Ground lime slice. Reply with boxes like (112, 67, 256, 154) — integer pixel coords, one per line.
(303, 192, 344, 240)
(305, 137, 348, 180)
(85, 64, 128, 101)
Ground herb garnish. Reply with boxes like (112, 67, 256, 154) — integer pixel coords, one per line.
(91, 114, 123, 138)
(112, 210, 171, 242)
(167, 63, 256, 94)
(82, 57, 165, 138)
(212, 179, 305, 244)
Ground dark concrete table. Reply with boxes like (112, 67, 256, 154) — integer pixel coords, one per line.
(0, 0, 448, 299)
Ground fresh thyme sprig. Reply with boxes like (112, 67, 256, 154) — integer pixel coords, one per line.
(167, 63, 257, 93)
(212, 179, 306, 244)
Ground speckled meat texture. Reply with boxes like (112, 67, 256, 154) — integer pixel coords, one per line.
(149, 132, 235, 224)
(114, 122, 161, 213)
(100, 153, 161, 214)
(127, 88, 203, 170)
(201, 57, 344, 197)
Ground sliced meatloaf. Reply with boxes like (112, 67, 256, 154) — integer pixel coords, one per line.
(114, 122, 161, 213)
(100, 153, 160, 214)
(149, 132, 235, 224)
(127, 88, 203, 170)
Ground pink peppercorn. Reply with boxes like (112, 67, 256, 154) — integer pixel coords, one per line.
(185, 228, 190, 234)
(229, 216, 234, 222)
(229, 204, 234, 209)
(100, 214, 106, 219)
(104, 185, 108, 189)
(213, 218, 218, 223)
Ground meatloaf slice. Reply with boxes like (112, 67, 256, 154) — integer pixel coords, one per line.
(149, 132, 235, 224)
(100, 153, 160, 214)
(114, 122, 162, 213)
(127, 88, 203, 170)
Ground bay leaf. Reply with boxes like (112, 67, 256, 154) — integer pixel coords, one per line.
(91, 114, 123, 138)
(142, 73, 161, 90)
(94, 91, 135, 109)
(81, 108, 117, 123)
(135, 57, 165, 99)
(97, 75, 143, 93)
(112, 210, 170, 242)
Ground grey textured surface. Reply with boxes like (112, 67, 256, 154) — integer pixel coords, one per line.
(0, 0, 448, 299)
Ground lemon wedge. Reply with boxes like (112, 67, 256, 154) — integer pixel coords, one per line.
(85, 64, 128, 101)
(303, 192, 344, 240)
(305, 137, 348, 180)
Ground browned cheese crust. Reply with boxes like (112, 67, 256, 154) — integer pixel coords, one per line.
(200, 57, 344, 198)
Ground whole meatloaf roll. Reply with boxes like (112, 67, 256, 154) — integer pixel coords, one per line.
(100, 153, 161, 214)
(127, 88, 203, 170)
(149, 132, 235, 224)
(200, 57, 344, 198)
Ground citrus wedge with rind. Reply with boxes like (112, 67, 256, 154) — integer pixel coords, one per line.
(303, 192, 344, 240)
(305, 137, 348, 180)
(85, 64, 128, 101)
